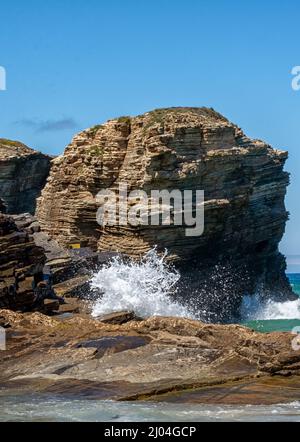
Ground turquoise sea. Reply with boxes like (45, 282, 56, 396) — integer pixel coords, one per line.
(290, 274, 300, 295)
(242, 274, 300, 333)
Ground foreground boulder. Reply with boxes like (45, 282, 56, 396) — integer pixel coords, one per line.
(36, 108, 293, 320)
(1, 311, 300, 405)
(0, 138, 51, 214)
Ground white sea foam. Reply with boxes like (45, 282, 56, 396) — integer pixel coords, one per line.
(90, 248, 195, 319)
(1, 395, 300, 422)
(90, 248, 299, 322)
(241, 294, 300, 321)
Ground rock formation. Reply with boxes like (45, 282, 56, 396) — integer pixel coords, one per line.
(0, 212, 46, 310)
(0, 199, 6, 214)
(36, 108, 293, 319)
(0, 138, 51, 214)
(1, 311, 300, 405)
(0, 208, 119, 310)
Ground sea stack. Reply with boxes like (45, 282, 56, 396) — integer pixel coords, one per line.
(36, 108, 293, 319)
(0, 138, 51, 214)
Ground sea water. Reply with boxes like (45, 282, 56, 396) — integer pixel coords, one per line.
(91, 250, 300, 334)
(0, 393, 300, 422)
(242, 274, 300, 333)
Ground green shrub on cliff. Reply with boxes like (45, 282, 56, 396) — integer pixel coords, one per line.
(89, 145, 104, 157)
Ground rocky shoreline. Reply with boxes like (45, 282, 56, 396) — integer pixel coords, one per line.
(1, 309, 300, 405)
(0, 107, 299, 408)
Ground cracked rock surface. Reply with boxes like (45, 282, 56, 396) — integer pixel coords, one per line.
(1, 310, 300, 405)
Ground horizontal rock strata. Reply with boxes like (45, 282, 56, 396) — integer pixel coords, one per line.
(0, 209, 125, 310)
(0, 213, 46, 310)
(0, 138, 51, 214)
(36, 108, 293, 319)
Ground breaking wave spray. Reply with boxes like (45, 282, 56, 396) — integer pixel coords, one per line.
(90, 248, 299, 322)
(91, 248, 195, 319)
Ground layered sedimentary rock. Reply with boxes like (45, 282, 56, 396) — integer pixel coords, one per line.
(0, 210, 118, 308)
(0, 138, 51, 214)
(2, 311, 300, 405)
(36, 108, 293, 318)
(0, 212, 45, 310)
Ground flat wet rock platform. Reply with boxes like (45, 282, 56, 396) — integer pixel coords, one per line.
(1, 309, 300, 406)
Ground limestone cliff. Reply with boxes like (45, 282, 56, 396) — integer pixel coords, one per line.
(36, 108, 293, 318)
(0, 138, 51, 214)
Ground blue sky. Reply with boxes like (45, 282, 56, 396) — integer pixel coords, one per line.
(0, 0, 299, 257)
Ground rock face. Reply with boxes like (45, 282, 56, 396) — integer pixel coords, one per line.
(0, 138, 51, 214)
(0, 210, 120, 310)
(0, 199, 6, 214)
(0, 212, 46, 310)
(36, 108, 293, 319)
